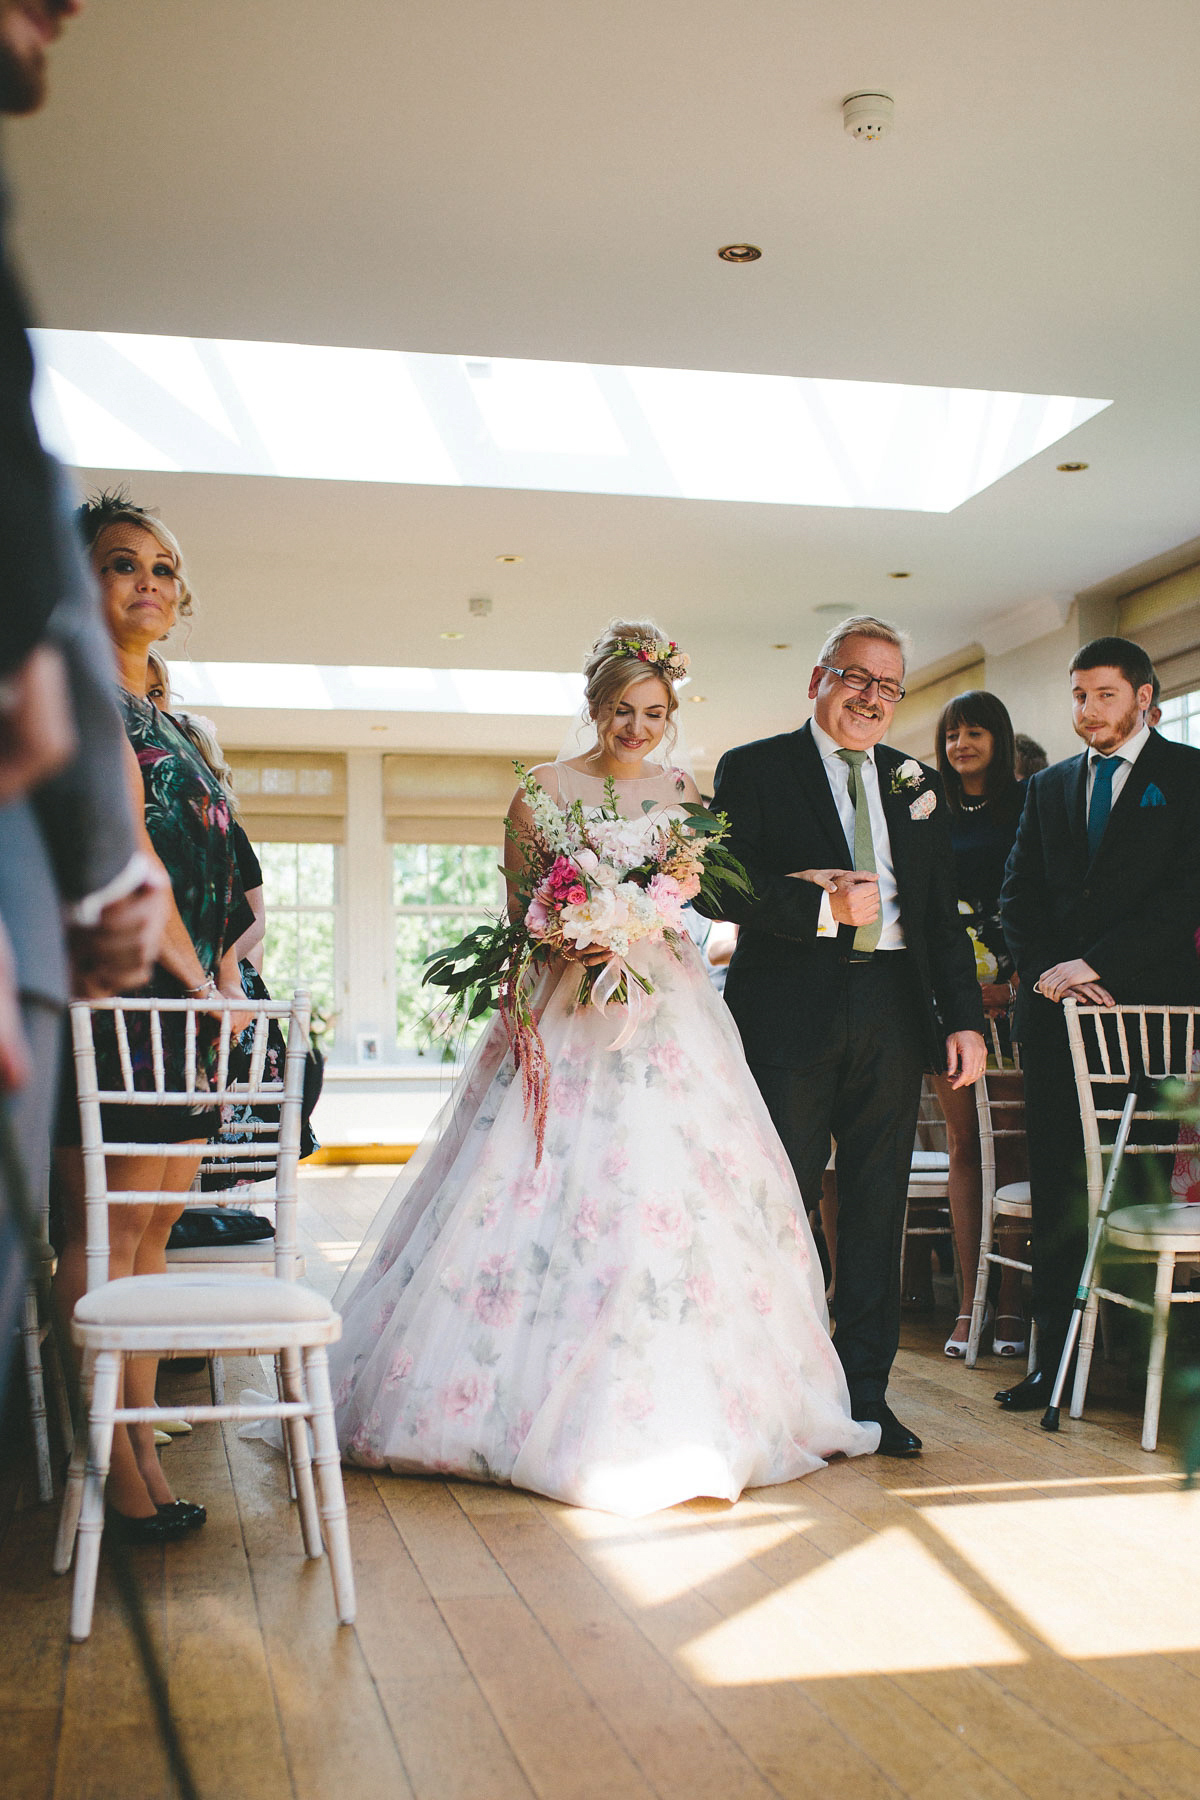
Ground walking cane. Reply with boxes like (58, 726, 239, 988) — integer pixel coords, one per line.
(1040, 1081, 1140, 1432)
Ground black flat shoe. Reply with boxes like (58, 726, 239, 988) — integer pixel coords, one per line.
(110, 1508, 198, 1545)
(155, 1500, 207, 1530)
(853, 1401, 923, 1457)
(995, 1367, 1057, 1411)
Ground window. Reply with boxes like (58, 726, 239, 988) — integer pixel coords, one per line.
(393, 844, 506, 1058)
(254, 842, 338, 1045)
(1157, 688, 1200, 748)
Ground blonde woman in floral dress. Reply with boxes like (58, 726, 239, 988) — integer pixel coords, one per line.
(330, 623, 878, 1516)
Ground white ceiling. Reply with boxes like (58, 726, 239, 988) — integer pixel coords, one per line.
(8, 0, 1200, 761)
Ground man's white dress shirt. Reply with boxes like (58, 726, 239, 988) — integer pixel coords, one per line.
(809, 718, 906, 950)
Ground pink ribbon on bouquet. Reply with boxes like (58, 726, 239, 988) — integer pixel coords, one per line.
(589, 955, 647, 1052)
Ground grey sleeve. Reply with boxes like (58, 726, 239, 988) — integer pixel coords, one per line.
(29, 465, 138, 902)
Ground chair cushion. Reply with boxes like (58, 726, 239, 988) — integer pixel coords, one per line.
(911, 1150, 950, 1171)
(74, 1273, 334, 1330)
(995, 1181, 1032, 1215)
(1106, 1204, 1200, 1253)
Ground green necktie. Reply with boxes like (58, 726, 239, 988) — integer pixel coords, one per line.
(837, 748, 882, 954)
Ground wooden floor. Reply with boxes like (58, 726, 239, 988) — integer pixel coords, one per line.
(4, 1167, 1200, 1800)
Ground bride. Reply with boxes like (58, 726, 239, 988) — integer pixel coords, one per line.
(329, 621, 879, 1515)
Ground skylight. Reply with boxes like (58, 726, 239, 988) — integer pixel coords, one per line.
(31, 330, 1109, 513)
(167, 661, 585, 717)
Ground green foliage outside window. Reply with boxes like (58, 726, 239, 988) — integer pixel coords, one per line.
(253, 841, 338, 1046)
(393, 844, 505, 1055)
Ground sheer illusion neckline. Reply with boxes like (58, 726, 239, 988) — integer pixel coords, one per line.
(554, 762, 688, 810)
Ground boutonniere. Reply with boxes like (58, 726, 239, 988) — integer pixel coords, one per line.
(889, 758, 924, 797)
(909, 790, 937, 821)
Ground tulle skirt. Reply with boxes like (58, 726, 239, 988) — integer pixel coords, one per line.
(330, 937, 878, 1515)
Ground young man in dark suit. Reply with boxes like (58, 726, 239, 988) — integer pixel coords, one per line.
(705, 616, 986, 1456)
(997, 636, 1200, 1411)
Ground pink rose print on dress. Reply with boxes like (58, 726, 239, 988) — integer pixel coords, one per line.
(601, 1146, 630, 1181)
(639, 1200, 689, 1248)
(684, 1274, 718, 1315)
(507, 1409, 535, 1454)
(382, 1347, 415, 1390)
(750, 1281, 774, 1316)
(620, 1386, 654, 1423)
(512, 1166, 552, 1216)
(372, 1299, 396, 1333)
(333, 1371, 354, 1410)
(443, 1373, 494, 1420)
(551, 1073, 589, 1117)
(648, 1040, 687, 1092)
(479, 1192, 503, 1228)
(723, 1390, 751, 1437)
(573, 1196, 602, 1242)
(785, 1209, 812, 1266)
(472, 1253, 521, 1328)
(348, 1410, 385, 1466)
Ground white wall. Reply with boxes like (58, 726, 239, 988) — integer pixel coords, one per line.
(985, 619, 1081, 765)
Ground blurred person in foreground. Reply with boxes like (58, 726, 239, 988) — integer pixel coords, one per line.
(53, 494, 251, 1541)
(998, 637, 1200, 1412)
(0, 0, 166, 1411)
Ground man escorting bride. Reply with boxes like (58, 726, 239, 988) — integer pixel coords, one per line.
(330, 616, 982, 1514)
(708, 615, 987, 1456)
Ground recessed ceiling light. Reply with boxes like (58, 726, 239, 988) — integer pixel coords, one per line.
(439, 630, 466, 640)
(771, 643, 791, 650)
(370, 725, 388, 732)
(1057, 462, 1089, 472)
(496, 553, 523, 563)
(687, 694, 708, 703)
(888, 571, 911, 579)
(717, 244, 762, 264)
(812, 603, 845, 616)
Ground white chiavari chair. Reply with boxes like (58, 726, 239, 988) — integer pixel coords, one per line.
(966, 1021, 1034, 1369)
(1061, 999, 1200, 1450)
(52, 990, 355, 1641)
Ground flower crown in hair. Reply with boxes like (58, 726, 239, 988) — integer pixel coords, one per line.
(614, 637, 690, 683)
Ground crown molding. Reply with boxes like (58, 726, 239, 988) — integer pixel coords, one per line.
(976, 593, 1073, 658)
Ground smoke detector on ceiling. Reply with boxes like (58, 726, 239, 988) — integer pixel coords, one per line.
(843, 92, 894, 141)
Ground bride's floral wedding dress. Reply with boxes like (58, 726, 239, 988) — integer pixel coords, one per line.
(330, 766, 879, 1515)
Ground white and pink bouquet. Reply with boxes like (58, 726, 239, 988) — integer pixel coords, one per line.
(425, 766, 750, 1157)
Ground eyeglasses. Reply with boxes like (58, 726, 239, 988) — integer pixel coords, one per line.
(820, 664, 906, 704)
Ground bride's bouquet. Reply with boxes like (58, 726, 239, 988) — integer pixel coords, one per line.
(423, 765, 751, 1157)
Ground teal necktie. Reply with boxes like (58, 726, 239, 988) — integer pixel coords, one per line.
(1087, 755, 1119, 861)
(837, 749, 882, 954)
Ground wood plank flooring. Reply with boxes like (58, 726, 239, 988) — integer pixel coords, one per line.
(2, 1166, 1198, 1800)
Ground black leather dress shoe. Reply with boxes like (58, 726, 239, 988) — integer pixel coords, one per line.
(110, 1508, 199, 1545)
(853, 1401, 922, 1457)
(995, 1367, 1057, 1411)
(155, 1499, 207, 1530)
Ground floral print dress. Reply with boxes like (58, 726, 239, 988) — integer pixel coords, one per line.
(330, 766, 878, 1516)
(93, 691, 247, 1123)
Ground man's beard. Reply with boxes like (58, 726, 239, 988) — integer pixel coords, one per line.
(1077, 701, 1141, 752)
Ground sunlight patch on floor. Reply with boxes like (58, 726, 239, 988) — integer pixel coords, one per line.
(925, 1488, 1200, 1658)
(587, 1516, 801, 1605)
(680, 1525, 1026, 1681)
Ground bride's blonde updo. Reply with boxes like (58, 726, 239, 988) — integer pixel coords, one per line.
(582, 619, 687, 751)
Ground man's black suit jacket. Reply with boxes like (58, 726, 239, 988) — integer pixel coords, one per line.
(1000, 730, 1200, 1012)
(703, 723, 984, 1069)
